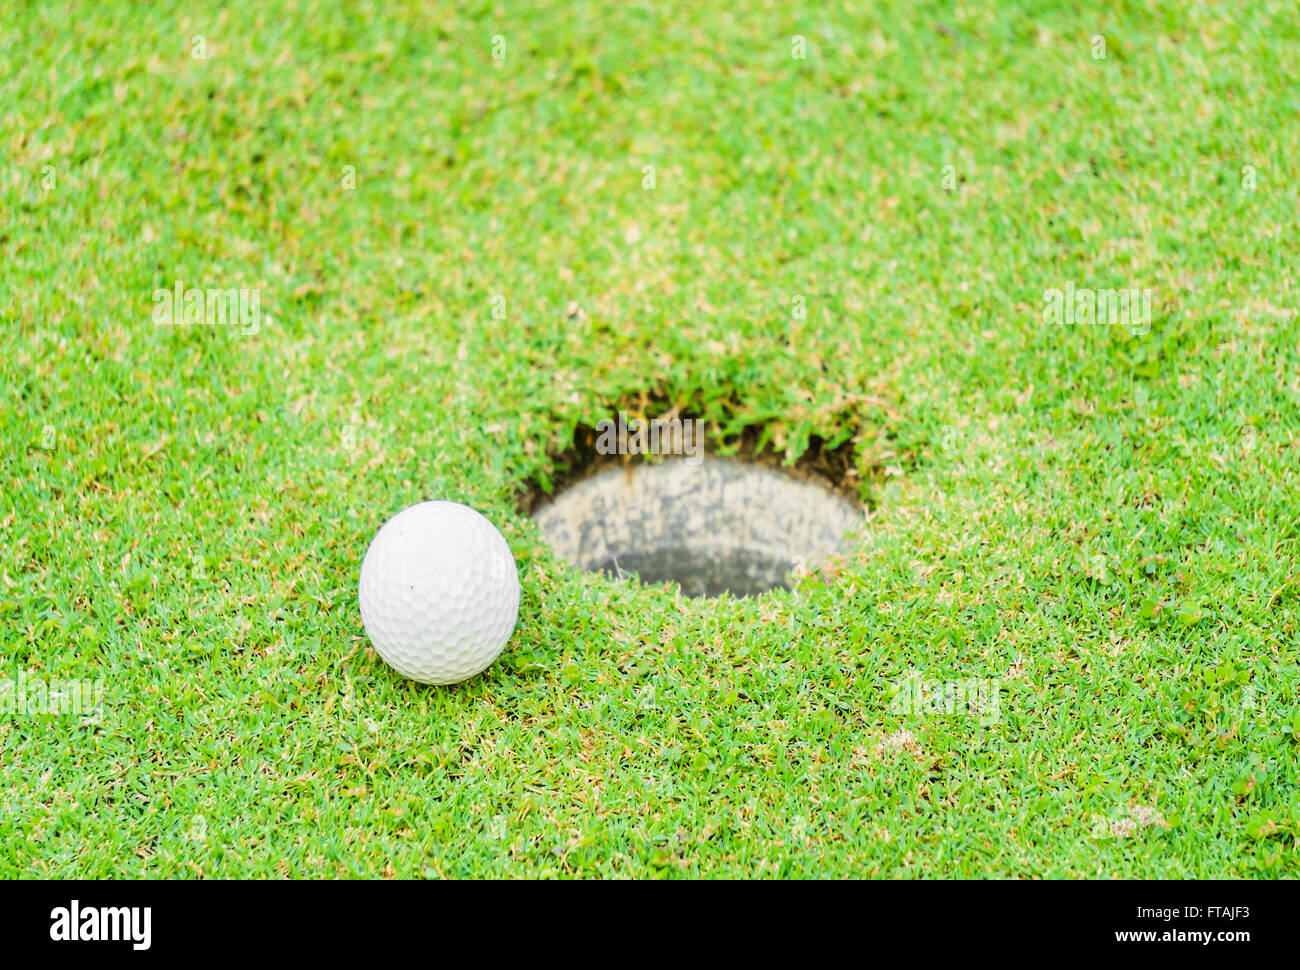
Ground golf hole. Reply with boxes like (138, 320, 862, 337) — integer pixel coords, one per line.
(531, 457, 865, 598)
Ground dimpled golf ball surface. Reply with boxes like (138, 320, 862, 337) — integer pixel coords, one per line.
(359, 501, 520, 685)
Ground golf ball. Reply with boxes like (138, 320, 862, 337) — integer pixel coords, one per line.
(358, 501, 520, 685)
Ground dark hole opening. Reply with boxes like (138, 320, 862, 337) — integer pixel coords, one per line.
(532, 457, 864, 599)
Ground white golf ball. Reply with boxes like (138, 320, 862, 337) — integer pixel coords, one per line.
(358, 501, 520, 685)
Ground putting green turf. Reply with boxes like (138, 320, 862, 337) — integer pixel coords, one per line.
(3, 0, 1299, 877)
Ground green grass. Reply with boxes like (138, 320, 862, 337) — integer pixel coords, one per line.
(2, 0, 1299, 877)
